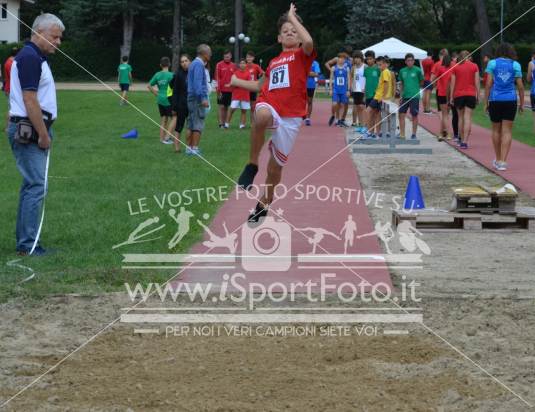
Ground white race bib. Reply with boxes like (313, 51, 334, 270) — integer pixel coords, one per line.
(336, 76, 345, 86)
(269, 64, 290, 91)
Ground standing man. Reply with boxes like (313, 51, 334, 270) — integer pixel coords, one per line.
(245, 50, 264, 122)
(187, 44, 212, 156)
(421, 51, 434, 114)
(527, 49, 535, 135)
(305, 58, 320, 126)
(215, 50, 235, 129)
(398, 53, 424, 139)
(7, 14, 64, 256)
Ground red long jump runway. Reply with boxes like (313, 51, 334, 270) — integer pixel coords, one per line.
(418, 113, 535, 198)
(173, 101, 393, 293)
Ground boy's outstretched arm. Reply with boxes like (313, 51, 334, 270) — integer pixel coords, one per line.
(288, 3, 313, 56)
(230, 75, 263, 92)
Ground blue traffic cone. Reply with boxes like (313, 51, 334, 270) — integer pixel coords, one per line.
(121, 128, 138, 139)
(403, 176, 425, 210)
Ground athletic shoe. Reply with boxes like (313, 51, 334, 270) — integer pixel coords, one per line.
(239, 124, 246, 129)
(340, 121, 349, 128)
(238, 163, 259, 191)
(328, 116, 335, 126)
(161, 139, 173, 145)
(371, 134, 377, 139)
(304, 118, 311, 126)
(410, 134, 417, 140)
(459, 142, 468, 149)
(191, 148, 202, 156)
(437, 135, 444, 142)
(446, 135, 452, 141)
(396, 134, 405, 139)
(378, 133, 383, 138)
(224, 123, 229, 129)
(219, 124, 224, 129)
(496, 161, 508, 171)
(185, 147, 193, 155)
(17, 246, 52, 257)
(454, 134, 460, 142)
(248, 202, 269, 223)
(492, 159, 498, 169)
(423, 110, 432, 115)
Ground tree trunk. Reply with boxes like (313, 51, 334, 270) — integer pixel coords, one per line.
(120, 9, 134, 59)
(473, 0, 492, 61)
(171, 0, 181, 71)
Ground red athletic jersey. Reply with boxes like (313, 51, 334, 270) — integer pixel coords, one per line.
(215, 60, 236, 93)
(435, 64, 454, 97)
(247, 63, 264, 81)
(422, 57, 434, 81)
(231, 69, 251, 101)
(452, 61, 479, 98)
(257, 47, 317, 118)
(3, 56, 14, 93)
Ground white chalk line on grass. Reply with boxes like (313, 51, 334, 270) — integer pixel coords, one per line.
(2, 7, 533, 410)
(5, 259, 36, 283)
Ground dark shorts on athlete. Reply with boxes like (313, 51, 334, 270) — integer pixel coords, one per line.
(454, 95, 477, 110)
(531, 94, 535, 111)
(307, 88, 316, 98)
(175, 106, 188, 133)
(488, 101, 517, 123)
(217, 91, 232, 107)
(423, 80, 432, 90)
(436, 95, 448, 106)
(250, 92, 258, 102)
(158, 104, 172, 117)
(119, 83, 130, 92)
(352, 92, 365, 105)
(399, 97, 419, 116)
(368, 99, 382, 111)
(365, 97, 374, 107)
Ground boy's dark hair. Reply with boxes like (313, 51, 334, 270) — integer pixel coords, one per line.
(495, 43, 517, 60)
(277, 11, 302, 33)
(405, 53, 415, 60)
(427, 51, 433, 57)
(376, 56, 384, 63)
(364, 50, 375, 59)
(382, 56, 390, 64)
(160, 57, 171, 67)
(246, 50, 255, 57)
(223, 50, 232, 56)
(353, 50, 364, 60)
(239, 57, 246, 63)
(10, 47, 19, 57)
(122, 56, 128, 62)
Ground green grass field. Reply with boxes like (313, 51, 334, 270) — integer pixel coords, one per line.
(0, 91, 250, 302)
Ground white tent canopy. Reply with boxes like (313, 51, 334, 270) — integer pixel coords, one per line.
(362, 37, 428, 60)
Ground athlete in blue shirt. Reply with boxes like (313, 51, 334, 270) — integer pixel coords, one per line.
(527, 49, 535, 135)
(328, 55, 351, 127)
(484, 43, 525, 172)
(305, 60, 320, 126)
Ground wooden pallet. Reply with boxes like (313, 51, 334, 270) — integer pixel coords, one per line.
(392, 207, 535, 232)
(451, 185, 517, 215)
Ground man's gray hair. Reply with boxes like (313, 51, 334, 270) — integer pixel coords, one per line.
(32, 13, 65, 33)
(197, 44, 211, 56)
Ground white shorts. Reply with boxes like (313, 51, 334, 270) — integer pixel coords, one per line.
(230, 100, 251, 110)
(256, 102, 302, 166)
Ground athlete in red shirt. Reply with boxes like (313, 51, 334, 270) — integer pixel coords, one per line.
(431, 54, 455, 140)
(226, 59, 252, 129)
(245, 50, 264, 121)
(230, 3, 315, 222)
(215, 51, 235, 128)
(3, 48, 17, 131)
(421, 52, 434, 113)
(449, 51, 480, 148)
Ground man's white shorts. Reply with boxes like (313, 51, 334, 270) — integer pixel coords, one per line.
(230, 100, 251, 110)
(256, 102, 302, 166)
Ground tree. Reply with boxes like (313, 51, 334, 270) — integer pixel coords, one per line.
(344, 0, 414, 48)
(171, 0, 182, 70)
(473, 0, 492, 58)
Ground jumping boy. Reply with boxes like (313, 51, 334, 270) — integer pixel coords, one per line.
(230, 3, 315, 222)
(227, 58, 251, 129)
(148, 57, 174, 144)
(118, 55, 133, 105)
(329, 53, 351, 127)
(398, 53, 423, 139)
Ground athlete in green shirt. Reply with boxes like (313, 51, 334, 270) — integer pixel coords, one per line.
(118, 56, 133, 105)
(398, 53, 424, 139)
(148, 57, 175, 144)
(363, 51, 381, 137)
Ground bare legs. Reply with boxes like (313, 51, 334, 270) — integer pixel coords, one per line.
(491, 120, 513, 163)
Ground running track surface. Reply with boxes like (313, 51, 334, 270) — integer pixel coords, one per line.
(418, 113, 535, 198)
(176, 101, 392, 293)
